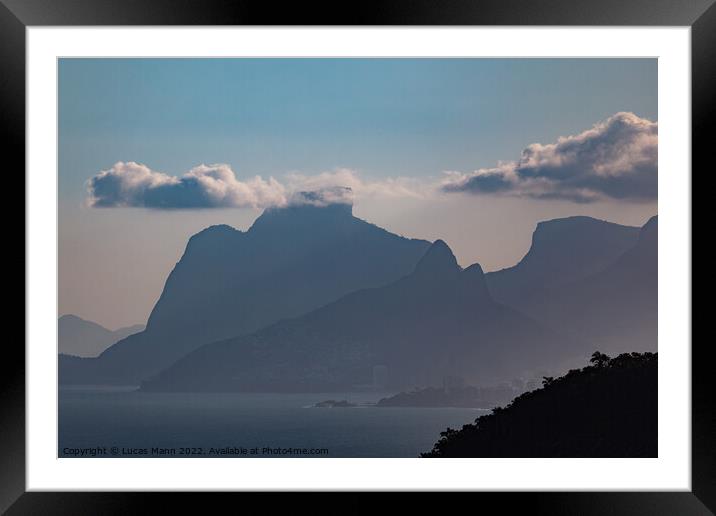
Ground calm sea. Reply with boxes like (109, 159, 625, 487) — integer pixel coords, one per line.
(59, 387, 488, 458)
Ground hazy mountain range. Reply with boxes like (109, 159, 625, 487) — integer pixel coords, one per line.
(485, 216, 640, 306)
(60, 203, 429, 385)
(487, 216, 657, 353)
(60, 201, 657, 391)
(141, 240, 572, 392)
(514, 215, 658, 353)
(58, 315, 144, 358)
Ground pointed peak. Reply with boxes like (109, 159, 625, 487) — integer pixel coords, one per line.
(182, 225, 244, 258)
(195, 224, 239, 236)
(58, 314, 109, 331)
(59, 314, 84, 322)
(460, 262, 492, 301)
(188, 224, 242, 245)
(414, 240, 460, 275)
(462, 262, 485, 277)
(642, 215, 657, 232)
(638, 215, 657, 243)
(426, 239, 455, 258)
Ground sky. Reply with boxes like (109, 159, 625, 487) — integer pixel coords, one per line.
(59, 58, 658, 329)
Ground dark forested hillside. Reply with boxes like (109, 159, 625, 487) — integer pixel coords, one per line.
(422, 352, 657, 457)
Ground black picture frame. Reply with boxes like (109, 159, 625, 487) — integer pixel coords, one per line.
(2, 0, 711, 513)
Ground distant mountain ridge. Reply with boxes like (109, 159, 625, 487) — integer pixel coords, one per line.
(60, 202, 430, 385)
(488, 215, 657, 354)
(486, 216, 640, 309)
(58, 315, 144, 358)
(141, 240, 576, 393)
(525, 216, 657, 353)
(60, 208, 657, 390)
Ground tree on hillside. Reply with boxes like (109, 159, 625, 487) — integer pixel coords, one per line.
(422, 351, 657, 458)
(590, 351, 611, 368)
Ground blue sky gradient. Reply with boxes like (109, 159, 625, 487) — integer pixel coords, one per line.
(59, 58, 657, 200)
(59, 58, 658, 328)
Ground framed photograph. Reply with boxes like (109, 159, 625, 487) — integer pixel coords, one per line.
(5, 0, 711, 512)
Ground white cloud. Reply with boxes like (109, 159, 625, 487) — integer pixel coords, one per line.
(442, 112, 658, 203)
(87, 113, 657, 210)
(88, 162, 289, 209)
(87, 163, 431, 209)
(285, 169, 431, 202)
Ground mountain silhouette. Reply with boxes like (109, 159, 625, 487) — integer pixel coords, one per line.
(486, 216, 640, 309)
(523, 216, 657, 354)
(58, 315, 144, 358)
(60, 201, 430, 385)
(141, 240, 574, 393)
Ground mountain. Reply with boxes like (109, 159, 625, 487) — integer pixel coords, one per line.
(422, 351, 657, 457)
(523, 216, 657, 354)
(58, 315, 144, 358)
(141, 240, 577, 393)
(486, 216, 640, 310)
(60, 201, 430, 385)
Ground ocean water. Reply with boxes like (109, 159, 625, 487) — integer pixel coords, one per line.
(58, 387, 488, 458)
(58, 387, 487, 458)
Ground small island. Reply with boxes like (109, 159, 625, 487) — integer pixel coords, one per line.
(376, 383, 518, 409)
(313, 399, 358, 408)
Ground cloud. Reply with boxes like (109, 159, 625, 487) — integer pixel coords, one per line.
(285, 169, 431, 201)
(87, 162, 289, 209)
(87, 113, 655, 209)
(87, 163, 430, 209)
(442, 112, 658, 203)
(289, 187, 354, 207)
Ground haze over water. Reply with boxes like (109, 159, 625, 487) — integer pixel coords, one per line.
(59, 388, 487, 458)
